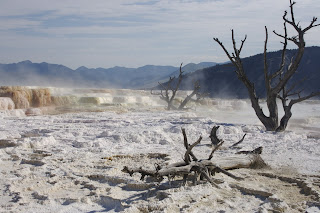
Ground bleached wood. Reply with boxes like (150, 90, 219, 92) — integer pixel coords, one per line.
(122, 129, 266, 187)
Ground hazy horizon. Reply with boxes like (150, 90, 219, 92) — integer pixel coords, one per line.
(0, 59, 217, 70)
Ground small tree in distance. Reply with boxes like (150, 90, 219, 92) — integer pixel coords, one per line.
(152, 63, 206, 110)
(213, 0, 320, 131)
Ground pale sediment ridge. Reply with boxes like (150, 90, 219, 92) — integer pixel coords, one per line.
(0, 86, 51, 109)
(0, 86, 224, 115)
(0, 86, 264, 119)
(0, 87, 169, 115)
(0, 86, 157, 111)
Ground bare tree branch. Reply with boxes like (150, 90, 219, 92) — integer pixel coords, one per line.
(273, 31, 299, 46)
(182, 128, 198, 162)
(214, 33, 270, 130)
(178, 80, 201, 110)
(289, 91, 320, 106)
(270, 22, 288, 80)
(264, 26, 271, 92)
(284, 76, 308, 97)
(213, 37, 237, 66)
(239, 35, 247, 54)
(230, 134, 247, 148)
(303, 17, 320, 33)
(184, 136, 202, 164)
(208, 140, 224, 160)
(169, 63, 184, 105)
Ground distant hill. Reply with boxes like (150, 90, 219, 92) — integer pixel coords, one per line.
(177, 46, 320, 98)
(0, 61, 215, 89)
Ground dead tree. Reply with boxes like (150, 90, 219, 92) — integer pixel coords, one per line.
(213, 0, 320, 131)
(122, 128, 266, 187)
(152, 63, 204, 110)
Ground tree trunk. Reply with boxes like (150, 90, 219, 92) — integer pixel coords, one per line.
(264, 94, 279, 131)
(246, 86, 279, 131)
(276, 105, 293, 132)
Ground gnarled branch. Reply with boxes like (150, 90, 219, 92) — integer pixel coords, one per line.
(122, 128, 263, 187)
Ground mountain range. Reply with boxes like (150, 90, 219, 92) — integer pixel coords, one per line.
(1, 46, 319, 99)
(0, 61, 216, 89)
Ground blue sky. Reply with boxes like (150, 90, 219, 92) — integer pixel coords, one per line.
(0, 0, 319, 69)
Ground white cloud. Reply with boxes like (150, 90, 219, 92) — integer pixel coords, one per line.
(0, 0, 319, 68)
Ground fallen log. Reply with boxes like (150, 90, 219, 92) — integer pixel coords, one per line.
(123, 155, 262, 180)
(122, 127, 267, 187)
(210, 154, 265, 170)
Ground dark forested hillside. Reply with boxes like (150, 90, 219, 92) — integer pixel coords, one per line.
(179, 46, 320, 98)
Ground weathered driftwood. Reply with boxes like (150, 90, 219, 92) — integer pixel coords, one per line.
(122, 127, 266, 187)
(123, 155, 262, 178)
(208, 140, 224, 160)
(211, 154, 265, 169)
(182, 128, 199, 163)
(209, 126, 222, 145)
(230, 133, 247, 148)
(210, 125, 246, 149)
(236, 147, 263, 155)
